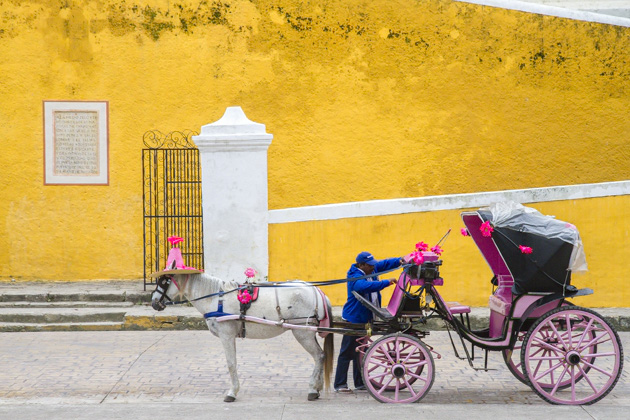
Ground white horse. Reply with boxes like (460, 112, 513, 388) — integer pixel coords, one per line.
(151, 273, 334, 402)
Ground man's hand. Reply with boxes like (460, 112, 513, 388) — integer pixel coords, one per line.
(387, 278, 397, 286)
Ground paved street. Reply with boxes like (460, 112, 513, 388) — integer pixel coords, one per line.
(0, 330, 628, 419)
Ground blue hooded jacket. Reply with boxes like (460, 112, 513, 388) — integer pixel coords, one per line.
(341, 257, 402, 323)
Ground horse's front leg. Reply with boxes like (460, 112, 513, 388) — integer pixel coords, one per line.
(220, 334, 240, 402)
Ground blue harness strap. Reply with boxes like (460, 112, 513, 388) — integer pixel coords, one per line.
(204, 300, 232, 319)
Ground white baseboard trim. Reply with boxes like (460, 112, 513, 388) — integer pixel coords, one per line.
(269, 181, 630, 224)
(457, 0, 630, 27)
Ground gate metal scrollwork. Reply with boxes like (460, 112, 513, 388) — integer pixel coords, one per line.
(142, 130, 204, 289)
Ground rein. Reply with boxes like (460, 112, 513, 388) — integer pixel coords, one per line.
(161, 264, 409, 306)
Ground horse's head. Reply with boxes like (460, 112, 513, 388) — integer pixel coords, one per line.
(151, 275, 174, 311)
(151, 274, 191, 310)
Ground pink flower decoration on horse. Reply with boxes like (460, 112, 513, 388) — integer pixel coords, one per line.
(460, 228, 470, 237)
(480, 221, 494, 238)
(431, 245, 443, 256)
(168, 236, 184, 246)
(411, 251, 425, 265)
(244, 268, 257, 279)
(237, 290, 253, 304)
(415, 241, 429, 252)
(519, 245, 533, 254)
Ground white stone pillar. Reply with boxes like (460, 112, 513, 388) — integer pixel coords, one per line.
(192, 107, 273, 282)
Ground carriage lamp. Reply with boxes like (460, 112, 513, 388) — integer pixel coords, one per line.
(420, 260, 442, 281)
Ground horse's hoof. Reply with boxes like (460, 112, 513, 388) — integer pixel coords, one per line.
(224, 395, 236, 403)
(307, 392, 320, 401)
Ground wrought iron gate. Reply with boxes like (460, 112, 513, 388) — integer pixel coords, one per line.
(142, 130, 204, 289)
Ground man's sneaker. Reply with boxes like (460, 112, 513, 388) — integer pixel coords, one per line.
(354, 385, 367, 391)
(334, 387, 354, 394)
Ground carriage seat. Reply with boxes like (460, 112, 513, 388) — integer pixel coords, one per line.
(446, 302, 471, 315)
(351, 291, 395, 322)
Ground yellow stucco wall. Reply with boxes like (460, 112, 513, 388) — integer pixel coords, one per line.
(0, 0, 628, 304)
(270, 196, 630, 307)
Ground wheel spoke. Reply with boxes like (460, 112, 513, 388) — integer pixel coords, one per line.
(581, 359, 614, 378)
(368, 371, 389, 381)
(585, 351, 616, 358)
(394, 378, 400, 401)
(406, 360, 428, 369)
(395, 337, 401, 361)
(548, 319, 568, 349)
(404, 377, 417, 397)
(549, 364, 569, 396)
(528, 355, 564, 361)
(533, 337, 564, 354)
(566, 314, 573, 349)
(570, 365, 577, 402)
(401, 351, 413, 364)
(575, 318, 595, 349)
(368, 359, 389, 369)
(580, 333, 612, 351)
(408, 371, 428, 382)
(383, 348, 396, 364)
(577, 364, 599, 393)
(377, 376, 395, 395)
(532, 357, 545, 379)
(534, 361, 564, 382)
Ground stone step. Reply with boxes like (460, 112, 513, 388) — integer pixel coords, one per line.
(0, 307, 128, 324)
(0, 292, 150, 304)
(0, 321, 125, 332)
(0, 301, 136, 309)
(0, 281, 152, 304)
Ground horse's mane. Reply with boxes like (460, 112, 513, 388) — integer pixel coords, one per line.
(192, 273, 240, 293)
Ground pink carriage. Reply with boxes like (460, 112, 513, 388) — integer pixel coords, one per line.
(346, 204, 624, 404)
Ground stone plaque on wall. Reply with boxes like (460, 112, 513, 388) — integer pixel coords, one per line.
(43, 101, 109, 185)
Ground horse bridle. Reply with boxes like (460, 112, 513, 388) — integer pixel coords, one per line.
(152, 274, 193, 310)
(151, 275, 174, 311)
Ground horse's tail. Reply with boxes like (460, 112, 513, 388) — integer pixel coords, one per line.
(323, 333, 334, 391)
(322, 294, 334, 391)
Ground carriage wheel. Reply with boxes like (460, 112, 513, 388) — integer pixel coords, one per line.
(362, 333, 434, 403)
(506, 324, 596, 389)
(521, 307, 623, 405)
(360, 337, 424, 392)
(503, 330, 528, 386)
(503, 302, 590, 388)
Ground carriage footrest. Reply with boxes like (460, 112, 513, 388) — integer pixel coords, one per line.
(446, 302, 471, 315)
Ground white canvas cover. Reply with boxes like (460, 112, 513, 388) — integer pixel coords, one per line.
(485, 201, 587, 272)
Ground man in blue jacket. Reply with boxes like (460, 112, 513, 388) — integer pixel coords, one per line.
(334, 251, 401, 393)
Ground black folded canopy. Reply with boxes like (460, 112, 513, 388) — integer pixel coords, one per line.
(478, 209, 576, 295)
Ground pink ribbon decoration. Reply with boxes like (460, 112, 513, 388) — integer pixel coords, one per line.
(244, 268, 257, 278)
(168, 236, 184, 246)
(519, 245, 533, 254)
(480, 221, 494, 238)
(460, 228, 470, 236)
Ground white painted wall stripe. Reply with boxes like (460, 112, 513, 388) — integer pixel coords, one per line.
(269, 181, 630, 224)
(457, 0, 630, 27)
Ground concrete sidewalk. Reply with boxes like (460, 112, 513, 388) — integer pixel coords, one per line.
(1, 280, 630, 331)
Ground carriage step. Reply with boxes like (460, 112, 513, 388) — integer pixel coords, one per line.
(446, 302, 471, 314)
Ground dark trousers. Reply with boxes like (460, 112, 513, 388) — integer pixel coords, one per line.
(334, 335, 364, 389)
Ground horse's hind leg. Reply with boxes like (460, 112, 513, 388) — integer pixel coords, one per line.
(292, 329, 324, 401)
(220, 335, 240, 402)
